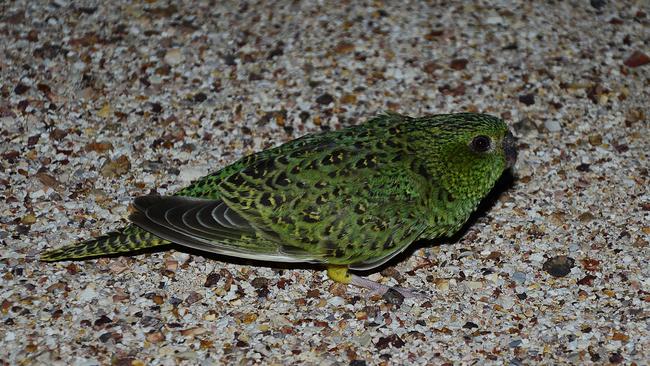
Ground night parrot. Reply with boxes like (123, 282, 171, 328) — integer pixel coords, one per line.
(41, 112, 517, 298)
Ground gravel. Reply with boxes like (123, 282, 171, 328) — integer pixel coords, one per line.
(1, 1, 649, 365)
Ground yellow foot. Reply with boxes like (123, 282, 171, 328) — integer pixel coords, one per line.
(326, 265, 352, 284)
(327, 265, 428, 299)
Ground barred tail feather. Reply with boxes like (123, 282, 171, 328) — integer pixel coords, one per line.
(40, 226, 170, 262)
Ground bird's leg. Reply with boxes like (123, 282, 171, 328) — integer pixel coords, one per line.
(326, 265, 426, 299)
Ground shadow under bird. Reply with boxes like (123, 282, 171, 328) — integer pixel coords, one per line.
(41, 112, 517, 298)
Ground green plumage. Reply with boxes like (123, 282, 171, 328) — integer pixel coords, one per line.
(41, 112, 516, 273)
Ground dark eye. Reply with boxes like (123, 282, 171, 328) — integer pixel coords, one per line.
(471, 135, 491, 152)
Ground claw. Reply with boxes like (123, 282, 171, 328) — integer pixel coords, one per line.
(350, 274, 427, 299)
(326, 265, 428, 300)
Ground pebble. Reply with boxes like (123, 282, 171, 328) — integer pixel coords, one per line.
(78, 285, 98, 302)
(544, 120, 562, 132)
(509, 339, 523, 348)
(543, 256, 575, 278)
(164, 49, 184, 66)
(178, 166, 209, 182)
(327, 296, 346, 307)
(623, 51, 650, 68)
(485, 16, 504, 25)
(382, 289, 405, 306)
(315, 93, 334, 105)
(2, 1, 647, 365)
(512, 272, 527, 284)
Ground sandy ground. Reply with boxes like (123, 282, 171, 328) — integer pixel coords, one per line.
(1, 1, 649, 365)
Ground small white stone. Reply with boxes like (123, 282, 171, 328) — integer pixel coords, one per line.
(486, 273, 499, 283)
(78, 284, 97, 302)
(164, 49, 184, 65)
(0, 117, 14, 126)
(544, 120, 562, 132)
(530, 252, 545, 263)
(178, 166, 208, 182)
(142, 174, 156, 183)
(485, 16, 504, 25)
(171, 252, 191, 263)
(500, 296, 515, 310)
(72, 357, 101, 366)
(327, 296, 345, 307)
(73, 61, 87, 71)
(30, 189, 45, 199)
(4, 332, 15, 342)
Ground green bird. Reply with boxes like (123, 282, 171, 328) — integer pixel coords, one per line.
(41, 112, 517, 297)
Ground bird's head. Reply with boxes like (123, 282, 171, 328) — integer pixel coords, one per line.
(413, 113, 517, 201)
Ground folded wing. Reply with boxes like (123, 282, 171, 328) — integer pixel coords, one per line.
(130, 195, 319, 263)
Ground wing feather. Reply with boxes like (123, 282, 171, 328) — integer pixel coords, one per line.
(129, 196, 318, 263)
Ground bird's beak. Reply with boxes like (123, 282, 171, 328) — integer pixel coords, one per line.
(503, 131, 517, 168)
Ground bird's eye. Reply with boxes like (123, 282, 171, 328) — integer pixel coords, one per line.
(471, 135, 491, 152)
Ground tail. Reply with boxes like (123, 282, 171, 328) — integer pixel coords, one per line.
(40, 225, 171, 262)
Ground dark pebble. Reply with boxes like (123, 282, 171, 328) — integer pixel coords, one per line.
(140, 316, 161, 328)
(299, 110, 310, 122)
(315, 93, 334, 105)
(251, 277, 270, 288)
(463, 321, 479, 329)
(142, 292, 158, 299)
(249, 72, 263, 81)
(577, 275, 596, 286)
(223, 54, 237, 66)
(576, 163, 591, 172)
(150, 102, 162, 113)
(375, 334, 405, 349)
(99, 332, 113, 342)
(204, 272, 221, 287)
(590, 0, 606, 9)
(613, 143, 629, 153)
(349, 360, 367, 366)
(623, 51, 650, 68)
(49, 128, 68, 140)
(543, 256, 575, 277)
(306, 289, 320, 298)
(94, 315, 112, 327)
(14, 83, 30, 95)
(15, 225, 30, 236)
(590, 351, 601, 361)
(113, 358, 135, 366)
(609, 352, 623, 363)
(27, 135, 40, 146)
(518, 93, 535, 106)
(382, 288, 405, 306)
(17, 100, 29, 112)
(510, 357, 524, 366)
(236, 340, 249, 347)
(268, 46, 284, 59)
(185, 291, 203, 305)
(256, 287, 270, 298)
(449, 58, 469, 70)
(193, 92, 207, 103)
(2, 150, 20, 161)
